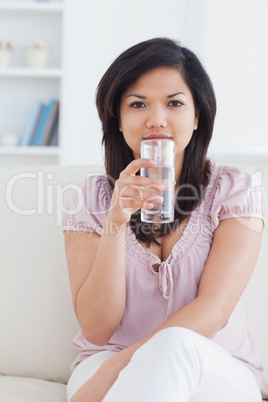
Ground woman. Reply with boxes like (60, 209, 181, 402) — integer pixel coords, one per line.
(63, 38, 265, 401)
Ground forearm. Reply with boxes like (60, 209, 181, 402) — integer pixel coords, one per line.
(71, 158, 169, 347)
(81, 295, 227, 402)
(77, 217, 127, 345)
(110, 295, 226, 369)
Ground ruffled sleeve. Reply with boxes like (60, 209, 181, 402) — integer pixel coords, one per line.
(210, 165, 266, 231)
(62, 175, 111, 234)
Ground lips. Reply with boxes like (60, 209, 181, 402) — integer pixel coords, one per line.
(144, 134, 171, 140)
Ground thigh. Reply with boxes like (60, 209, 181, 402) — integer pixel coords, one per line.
(189, 352, 262, 402)
(103, 328, 262, 402)
(66, 351, 116, 402)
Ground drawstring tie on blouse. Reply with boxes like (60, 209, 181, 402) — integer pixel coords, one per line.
(158, 261, 173, 319)
(159, 261, 173, 299)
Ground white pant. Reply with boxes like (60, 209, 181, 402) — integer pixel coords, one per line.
(67, 327, 262, 402)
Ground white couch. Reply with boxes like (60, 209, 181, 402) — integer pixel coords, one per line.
(0, 163, 267, 401)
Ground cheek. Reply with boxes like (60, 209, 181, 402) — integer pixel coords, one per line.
(121, 117, 142, 139)
(178, 111, 197, 132)
(119, 115, 132, 133)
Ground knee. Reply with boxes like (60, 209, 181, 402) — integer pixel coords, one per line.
(152, 327, 204, 356)
(154, 326, 197, 344)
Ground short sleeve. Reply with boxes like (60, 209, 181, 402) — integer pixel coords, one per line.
(210, 165, 266, 231)
(62, 175, 111, 234)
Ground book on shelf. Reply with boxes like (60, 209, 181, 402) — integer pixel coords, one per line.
(40, 100, 59, 146)
(19, 100, 44, 146)
(33, 99, 59, 146)
(46, 121, 59, 146)
(19, 98, 59, 147)
(29, 103, 46, 145)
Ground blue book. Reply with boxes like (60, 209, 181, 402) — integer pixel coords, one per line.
(33, 99, 56, 146)
(19, 101, 44, 146)
(29, 103, 45, 145)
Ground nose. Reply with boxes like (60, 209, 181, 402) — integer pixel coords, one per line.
(146, 106, 167, 129)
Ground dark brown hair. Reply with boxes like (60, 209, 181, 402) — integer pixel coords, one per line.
(96, 37, 217, 245)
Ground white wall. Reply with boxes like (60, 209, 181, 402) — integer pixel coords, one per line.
(202, 0, 268, 160)
(60, 0, 268, 166)
(60, 0, 190, 165)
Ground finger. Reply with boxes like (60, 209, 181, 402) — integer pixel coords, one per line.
(118, 176, 165, 192)
(119, 197, 155, 212)
(110, 182, 163, 216)
(120, 186, 164, 202)
(122, 158, 156, 176)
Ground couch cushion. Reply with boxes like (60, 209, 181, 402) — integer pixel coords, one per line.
(0, 165, 104, 384)
(0, 376, 66, 402)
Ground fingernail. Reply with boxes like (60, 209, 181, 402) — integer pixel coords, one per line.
(153, 196, 164, 202)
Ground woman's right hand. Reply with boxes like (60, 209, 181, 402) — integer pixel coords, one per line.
(107, 158, 164, 225)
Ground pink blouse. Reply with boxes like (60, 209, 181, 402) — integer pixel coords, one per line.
(63, 161, 266, 387)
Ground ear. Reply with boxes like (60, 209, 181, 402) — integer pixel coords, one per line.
(194, 110, 199, 130)
(118, 114, 122, 132)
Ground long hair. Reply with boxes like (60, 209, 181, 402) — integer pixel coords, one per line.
(96, 37, 217, 246)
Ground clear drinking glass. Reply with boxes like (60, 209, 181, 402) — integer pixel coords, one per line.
(140, 139, 175, 223)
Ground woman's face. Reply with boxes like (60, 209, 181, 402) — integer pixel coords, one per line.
(119, 67, 199, 173)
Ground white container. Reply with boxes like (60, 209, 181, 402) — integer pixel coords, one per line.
(25, 42, 50, 69)
(0, 132, 19, 146)
(0, 45, 13, 68)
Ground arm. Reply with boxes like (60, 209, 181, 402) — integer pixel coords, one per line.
(64, 222, 127, 346)
(65, 159, 163, 345)
(117, 215, 264, 357)
(71, 216, 263, 401)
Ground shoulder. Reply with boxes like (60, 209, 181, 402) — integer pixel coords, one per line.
(62, 174, 112, 233)
(78, 174, 112, 209)
(64, 174, 111, 213)
(208, 161, 266, 230)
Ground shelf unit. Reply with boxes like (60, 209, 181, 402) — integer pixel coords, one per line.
(0, 2, 64, 12)
(0, 68, 62, 78)
(0, 146, 60, 167)
(0, 0, 65, 167)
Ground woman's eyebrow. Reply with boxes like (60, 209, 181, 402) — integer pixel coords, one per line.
(126, 94, 146, 99)
(167, 92, 186, 98)
(126, 92, 186, 99)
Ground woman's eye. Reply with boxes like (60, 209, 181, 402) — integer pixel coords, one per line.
(129, 101, 146, 108)
(168, 100, 183, 107)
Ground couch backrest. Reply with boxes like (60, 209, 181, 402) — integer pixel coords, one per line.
(210, 159, 268, 399)
(0, 165, 104, 384)
(236, 162, 268, 399)
(0, 162, 267, 397)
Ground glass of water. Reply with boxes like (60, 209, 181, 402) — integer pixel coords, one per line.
(140, 139, 175, 223)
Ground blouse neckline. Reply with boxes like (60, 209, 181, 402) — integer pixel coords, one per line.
(125, 161, 220, 266)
